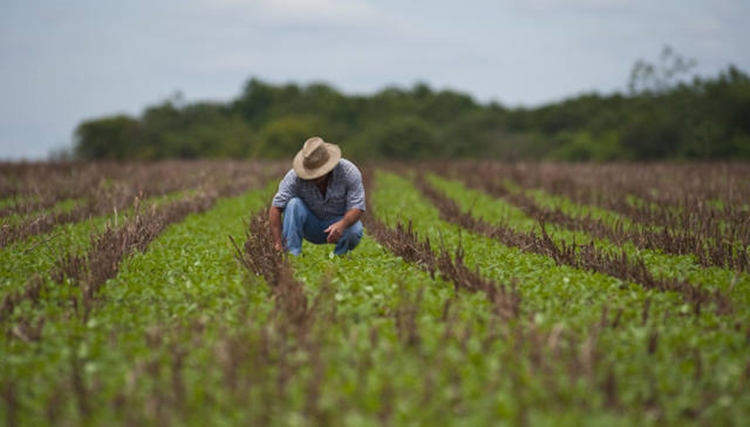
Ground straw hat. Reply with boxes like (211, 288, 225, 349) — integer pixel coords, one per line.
(293, 137, 341, 180)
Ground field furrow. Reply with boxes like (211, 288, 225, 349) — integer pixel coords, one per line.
(370, 169, 750, 423)
(1, 161, 749, 426)
(0, 161, 279, 247)
(419, 172, 747, 312)
(440, 165, 750, 273)
(442, 161, 750, 248)
(0, 183, 277, 425)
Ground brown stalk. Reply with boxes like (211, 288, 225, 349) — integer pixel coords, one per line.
(413, 172, 733, 315)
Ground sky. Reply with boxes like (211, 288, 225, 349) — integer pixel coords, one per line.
(1, 0, 749, 160)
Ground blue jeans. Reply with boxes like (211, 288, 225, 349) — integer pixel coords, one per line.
(283, 198, 363, 256)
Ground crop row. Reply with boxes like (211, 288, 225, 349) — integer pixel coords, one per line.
(215, 168, 750, 424)
(368, 170, 750, 423)
(1, 162, 749, 425)
(0, 161, 282, 248)
(426, 162, 750, 274)
(412, 172, 734, 315)
(0, 161, 277, 208)
(437, 161, 750, 212)
(1, 176, 281, 425)
(438, 161, 750, 249)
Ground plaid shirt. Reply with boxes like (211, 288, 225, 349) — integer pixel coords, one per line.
(271, 159, 366, 220)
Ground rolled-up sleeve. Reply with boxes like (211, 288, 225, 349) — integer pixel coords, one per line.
(345, 165, 366, 212)
(271, 170, 298, 209)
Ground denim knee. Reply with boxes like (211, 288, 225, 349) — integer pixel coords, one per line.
(286, 197, 304, 213)
(335, 220, 364, 254)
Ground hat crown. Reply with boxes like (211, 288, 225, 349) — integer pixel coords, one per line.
(302, 137, 329, 169)
(293, 136, 341, 180)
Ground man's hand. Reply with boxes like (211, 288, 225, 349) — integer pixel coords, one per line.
(324, 209, 363, 244)
(324, 220, 346, 243)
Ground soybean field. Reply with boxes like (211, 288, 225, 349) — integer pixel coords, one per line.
(1, 160, 749, 426)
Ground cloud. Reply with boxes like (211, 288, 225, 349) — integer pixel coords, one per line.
(519, 0, 630, 13)
(260, 0, 376, 23)
(177, 0, 407, 79)
(194, 0, 380, 26)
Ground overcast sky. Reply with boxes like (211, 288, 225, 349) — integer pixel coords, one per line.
(1, 0, 748, 160)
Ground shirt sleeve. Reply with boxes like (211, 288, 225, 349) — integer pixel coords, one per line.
(271, 169, 299, 209)
(344, 162, 366, 212)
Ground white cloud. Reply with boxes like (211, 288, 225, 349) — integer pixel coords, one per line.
(680, 16, 721, 37)
(260, 0, 376, 23)
(193, 0, 380, 25)
(519, 0, 630, 13)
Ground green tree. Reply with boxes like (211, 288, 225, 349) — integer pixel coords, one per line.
(71, 54, 750, 162)
(619, 114, 681, 160)
(255, 116, 326, 159)
(364, 116, 441, 160)
(74, 115, 140, 160)
(139, 100, 183, 159)
(163, 114, 255, 159)
(549, 131, 624, 162)
(233, 78, 276, 127)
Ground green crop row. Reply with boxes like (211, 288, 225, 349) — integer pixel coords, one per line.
(0, 198, 83, 224)
(0, 189, 202, 298)
(426, 173, 750, 308)
(2, 167, 749, 426)
(1, 184, 276, 425)
(372, 171, 750, 424)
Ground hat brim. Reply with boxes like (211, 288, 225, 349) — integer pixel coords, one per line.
(292, 143, 341, 180)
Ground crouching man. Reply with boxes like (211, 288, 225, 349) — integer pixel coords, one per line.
(269, 136, 365, 256)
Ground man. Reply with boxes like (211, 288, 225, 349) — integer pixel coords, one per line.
(269, 136, 365, 256)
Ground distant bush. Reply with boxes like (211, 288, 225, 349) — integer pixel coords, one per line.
(73, 49, 750, 161)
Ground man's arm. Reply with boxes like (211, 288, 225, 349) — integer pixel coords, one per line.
(269, 170, 298, 251)
(269, 205, 284, 251)
(324, 208, 363, 244)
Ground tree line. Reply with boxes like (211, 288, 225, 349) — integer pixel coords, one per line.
(73, 48, 750, 162)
